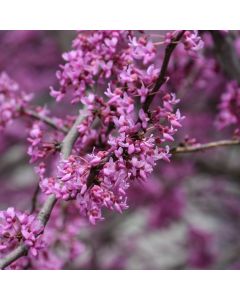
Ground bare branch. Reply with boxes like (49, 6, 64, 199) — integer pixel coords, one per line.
(172, 139, 240, 154)
(61, 112, 86, 159)
(143, 30, 185, 113)
(23, 108, 68, 133)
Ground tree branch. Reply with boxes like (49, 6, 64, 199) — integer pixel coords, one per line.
(23, 108, 68, 134)
(142, 30, 185, 113)
(171, 139, 240, 154)
(60, 111, 86, 159)
(0, 112, 85, 269)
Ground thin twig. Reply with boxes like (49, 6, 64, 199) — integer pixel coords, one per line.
(171, 139, 240, 154)
(23, 108, 68, 133)
(0, 112, 85, 269)
(142, 30, 185, 113)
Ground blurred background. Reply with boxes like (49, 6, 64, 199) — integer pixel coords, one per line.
(0, 30, 240, 269)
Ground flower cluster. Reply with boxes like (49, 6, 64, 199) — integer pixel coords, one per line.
(0, 72, 32, 130)
(50, 31, 158, 104)
(2, 30, 239, 270)
(50, 31, 159, 152)
(50, 31, 126, 103)
(0, 207, 44, 257)
(34, 31, 186, 225)
(40, 91, 184, 224)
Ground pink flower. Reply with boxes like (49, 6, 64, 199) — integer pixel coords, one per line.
(137, 85, 149, 103)
(139, 109, 149, 129)
(183, 31, 204, 52)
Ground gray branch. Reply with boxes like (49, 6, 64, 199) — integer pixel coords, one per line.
(23, 108, 68, 133)
(172, 139, 240, 154)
